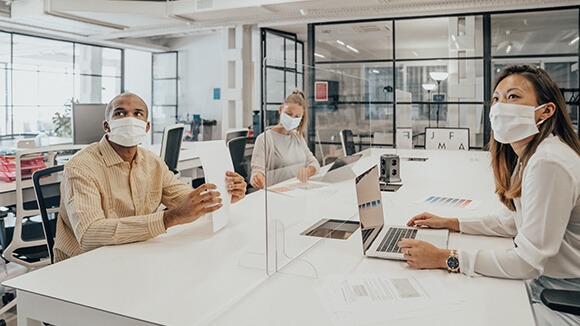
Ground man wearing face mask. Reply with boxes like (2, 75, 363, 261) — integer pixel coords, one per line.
(54, 92, 247, 262)
(396, 65, 580, 325)
(250, 89, 320, 189)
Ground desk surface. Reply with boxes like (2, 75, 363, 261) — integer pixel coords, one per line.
(5, 148, 535, 325)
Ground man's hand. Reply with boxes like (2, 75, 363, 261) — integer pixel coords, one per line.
(163, 183, 222, 229)
(226, 171, 246, 203)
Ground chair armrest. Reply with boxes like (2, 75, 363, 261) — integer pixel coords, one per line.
(540, 289, 580, 316)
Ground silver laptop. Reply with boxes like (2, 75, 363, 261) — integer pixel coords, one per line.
(355, 164, 448, 260)
(311, 154, 362, 183)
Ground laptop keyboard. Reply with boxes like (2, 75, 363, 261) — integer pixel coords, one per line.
(361, 228, 373, 243)
(376, 228, 418, 253)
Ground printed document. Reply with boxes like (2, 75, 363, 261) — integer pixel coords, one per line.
(315, 272, 463, 325)
(194, 140, 234, 232)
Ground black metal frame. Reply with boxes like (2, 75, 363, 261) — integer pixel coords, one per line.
(308, 5, 580, 150)
(260, 27, 305, 136)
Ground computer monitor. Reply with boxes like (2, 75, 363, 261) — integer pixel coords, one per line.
(160, 124, 185, 173)
(72, 103, 107, 144)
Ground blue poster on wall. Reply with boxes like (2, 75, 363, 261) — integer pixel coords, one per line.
(213, 88, 221, 100)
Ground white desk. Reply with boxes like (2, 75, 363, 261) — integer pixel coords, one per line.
(5, 148, 535, 325)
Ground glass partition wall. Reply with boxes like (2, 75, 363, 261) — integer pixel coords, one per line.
(259, 58, 372, 276)
(309, 7, 579, 150)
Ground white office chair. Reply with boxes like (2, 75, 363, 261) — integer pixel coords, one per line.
(0, 145, 85, 324)
(160, 124, 185, 175)
(4, 145, 86, 269)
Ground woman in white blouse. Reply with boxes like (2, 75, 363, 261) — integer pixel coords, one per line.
(398, 64, 580, 325)
(250, 89, 320, 189)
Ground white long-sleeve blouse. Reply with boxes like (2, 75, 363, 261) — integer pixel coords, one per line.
(458, 135, 580, 279)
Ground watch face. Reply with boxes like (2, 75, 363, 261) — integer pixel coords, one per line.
(447, 257, 459, 269)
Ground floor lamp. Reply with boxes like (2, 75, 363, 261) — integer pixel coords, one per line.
(422, 83, 436, 127)
(429, 72, 449, 128)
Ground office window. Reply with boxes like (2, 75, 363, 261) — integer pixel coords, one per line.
(395, 16, 483, 59)
(0, 31, 123, 137)
(314, 21, 393, 62)
(74, 44, 122, 103)
(0, 33, 11, 135)
(491, 10, 578, 57)
(152, 51, 178, 144)
(12, 35, 74, 135)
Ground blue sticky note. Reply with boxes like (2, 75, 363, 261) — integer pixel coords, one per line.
(213, 88, 220, 100)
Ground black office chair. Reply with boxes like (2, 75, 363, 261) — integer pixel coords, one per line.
(224, 128, 249, 143)
(160, 124, 185, 174)
(340, 129, 356, 156)
(540, 289, 580, 316)
(227, 136, 255, 193)
(32, 165, 64, 265)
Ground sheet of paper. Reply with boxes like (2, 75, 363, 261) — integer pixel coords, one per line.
(268, 181, 328, 197)
(193, 140, 234, 232)
(315, 272, 463, 325)
(414, 195, 482, 210)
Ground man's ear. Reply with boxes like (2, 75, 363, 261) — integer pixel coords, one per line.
(103, 120, 110, 133)
(145, 121, 150, 133)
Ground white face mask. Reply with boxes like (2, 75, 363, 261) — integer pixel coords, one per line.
(280, 112, 302, 131)
(107, 117, 148, 147)
(489, 102, 547, 144)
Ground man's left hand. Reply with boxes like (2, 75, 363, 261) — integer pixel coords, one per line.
(226, 171, 246, 203)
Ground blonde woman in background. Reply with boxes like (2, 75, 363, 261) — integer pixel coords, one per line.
(251, 89, 320, 189)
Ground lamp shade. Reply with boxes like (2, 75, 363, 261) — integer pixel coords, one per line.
(429, 72, 449, 82)
(422, 83, 436, 91)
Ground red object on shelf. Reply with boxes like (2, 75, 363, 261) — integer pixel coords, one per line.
(0, 154, 47, 182)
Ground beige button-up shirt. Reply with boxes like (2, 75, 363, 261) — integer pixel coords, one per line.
(54, 136, 192, 262)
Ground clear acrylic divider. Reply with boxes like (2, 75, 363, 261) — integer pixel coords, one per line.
(238, 58, 373, 278)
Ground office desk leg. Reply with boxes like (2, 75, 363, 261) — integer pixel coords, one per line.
(16, 291, 43, 326)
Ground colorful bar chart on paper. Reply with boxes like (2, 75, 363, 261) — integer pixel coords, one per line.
(415, 195, 482, 210)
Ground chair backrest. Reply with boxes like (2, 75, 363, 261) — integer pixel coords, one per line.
(224, 128, 249, 143)
(5, 144, 85, 269)
(227, 136, 255, 181)
(160, 124, 185, 174)
(340, 129, 356, 156)
(32, 165, 65, 265)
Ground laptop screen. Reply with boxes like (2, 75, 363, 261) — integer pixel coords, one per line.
(328, 153, 362, 172)
(355, 165, 385, 252)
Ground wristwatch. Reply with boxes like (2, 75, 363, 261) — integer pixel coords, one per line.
(446, 249, 460, 273)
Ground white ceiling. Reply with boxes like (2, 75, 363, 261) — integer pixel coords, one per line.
(0, 0, 577, 51)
